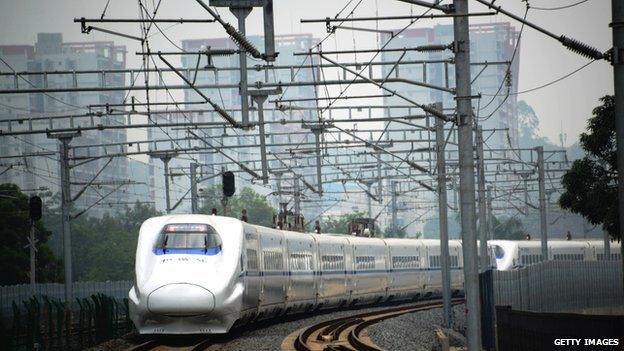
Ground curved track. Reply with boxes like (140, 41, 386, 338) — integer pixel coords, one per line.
(284, 299, 463, 351)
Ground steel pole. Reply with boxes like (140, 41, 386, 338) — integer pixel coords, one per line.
(276, 171, 283, 204)
(391, 181, 398, 232)
(163, 157, 171, 214)
(377, 149, 383, 202)
(435, 104, 452, 328)
(313, 127, 324, 195)
(476, 126, 489, 271)
(536, 146, 548, 260)
(59, 137, 73, 304)
(231, 7, 252, 125)
(453, 0, 482, 348)
(190, 163, 199, 214)
(29, 220, 36, 291)
(487, 185, 493, 240)
(367, 183, 373, 218)
(253, 95, 270, 184)
(611, 0, 624, 293)
(524, 177, 529, 215)
(263, 0, 276, 61)
(294, 176, 301, 216)
(604, 229, 611, 260)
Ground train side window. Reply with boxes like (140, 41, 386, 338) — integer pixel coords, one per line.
(263, 250, 284, 270)
(356, 256, 375, 270)
(246, 249, 258, 270)
(290, 252, 312, 270)
(322, 254, 343, 271)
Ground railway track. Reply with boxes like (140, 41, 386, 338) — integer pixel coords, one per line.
(283, 299, 463, 351)
(126, 335, 217, 351)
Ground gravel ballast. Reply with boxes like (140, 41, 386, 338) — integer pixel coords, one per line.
(215, 303, 414, 351)
(367, 304, 467, 351)
(91, 301, 466, 350)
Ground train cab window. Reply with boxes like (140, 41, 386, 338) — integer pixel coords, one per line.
(154, 223, 222, 255)
(493, 245, 505, 260)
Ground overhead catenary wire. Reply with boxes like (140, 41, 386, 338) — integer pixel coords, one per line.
(529, 0, 590, 11)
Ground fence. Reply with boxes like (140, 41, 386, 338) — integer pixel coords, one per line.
(2, 293, 132, 351)
(0, 281, 132, 317)
(496, 306, 624, 350)
(493, 260, 623, 312)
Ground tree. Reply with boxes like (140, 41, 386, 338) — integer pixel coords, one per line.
(491, 216, 526, 240)
(559, 96, 619, 240)
(0, 183, 61, 285)
(199, 186, 276, 227)
(70, 202, 162, 281)
(320, 212, 364, 235)
(384, 226, 408, 238)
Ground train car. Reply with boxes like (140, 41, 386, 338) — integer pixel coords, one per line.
(592, 241, 622, 261)
(129, 215, 465, 335)
(489, 240, 622, 270)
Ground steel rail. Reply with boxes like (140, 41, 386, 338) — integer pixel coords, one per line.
(291, 298, 464, 351)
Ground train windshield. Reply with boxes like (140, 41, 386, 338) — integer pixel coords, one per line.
(155, 223, 222, 255)
(493, 245, 505, 260)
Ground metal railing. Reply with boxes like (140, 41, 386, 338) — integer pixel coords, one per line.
(0, 281, 132, 317)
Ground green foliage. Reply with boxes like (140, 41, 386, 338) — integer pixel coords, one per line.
(41, 200, 161, 281)
(319, 212, 367, 235)
(0, 184, 61, 285)
(559, 96, 619, 240)
(491, 216, 526, 240)
(422, 214, 462, 239)
(73, 202, 161, 281)
(199, 186, 276, 227)
(384, 226, 408, 239)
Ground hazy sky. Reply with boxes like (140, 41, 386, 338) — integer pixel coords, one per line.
(0, 0, 613, 146)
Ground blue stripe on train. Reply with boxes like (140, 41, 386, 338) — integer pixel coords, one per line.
(238, 267, 462, 277)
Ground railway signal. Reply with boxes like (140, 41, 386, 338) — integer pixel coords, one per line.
(27, 195, 42, 290)
(223, 171, 236, 198)
(29, 195, 42, 221)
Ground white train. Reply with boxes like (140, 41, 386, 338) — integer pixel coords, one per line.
(128, 214, 621, 334)
(490, 239, 621, 270)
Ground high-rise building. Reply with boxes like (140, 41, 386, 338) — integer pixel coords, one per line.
(174, 34, 320, 217)
(0, 33, 153, 216)
(380, 22, 521, 148)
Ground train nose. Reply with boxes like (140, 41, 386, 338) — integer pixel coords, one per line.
(147, 283, 215, 316)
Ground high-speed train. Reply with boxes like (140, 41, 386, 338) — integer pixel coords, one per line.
(490, 239, 621, 270)
(128, 214, 621, 334)
(129, 214, 465, 334)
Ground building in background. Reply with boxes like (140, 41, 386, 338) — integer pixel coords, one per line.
(381, 22, 520, 148)
(0, 33, 153, 216)
(176, 34, 321, 219)
(378, 22, 521, 235)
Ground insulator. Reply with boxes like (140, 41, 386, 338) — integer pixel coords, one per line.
(560, 36, 604, 60)
(224, 23, 262, 59)
(418, 44, 450, 52)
